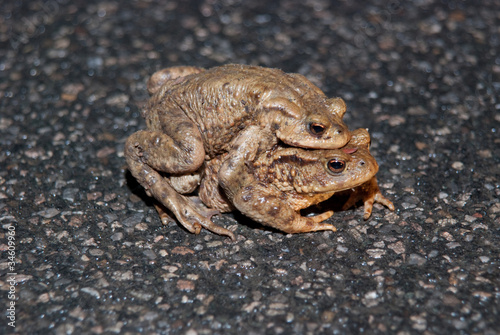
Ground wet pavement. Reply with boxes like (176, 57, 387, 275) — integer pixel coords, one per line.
(1, 0, 499, 334)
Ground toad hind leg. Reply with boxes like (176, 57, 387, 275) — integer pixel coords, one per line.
(125, 129, 235, 239)
(153, 192, 232, 238)
(232, 184, 337, 234)
(128, 160, 234, 239)
(153, 200, 220, 235)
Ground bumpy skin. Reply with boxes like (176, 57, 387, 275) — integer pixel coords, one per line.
(209, 128, 389, 234)
(125, 64, 352, 239)
(139, 64, 350, 158)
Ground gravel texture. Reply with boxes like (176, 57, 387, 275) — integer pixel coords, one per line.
(1, 0, 499, 334)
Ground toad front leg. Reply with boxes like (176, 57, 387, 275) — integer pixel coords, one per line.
(125, 106, 235, 239)
(233, 183, 337, 233)
(218, 125, 277, 201)
(341, 177, 395, 219)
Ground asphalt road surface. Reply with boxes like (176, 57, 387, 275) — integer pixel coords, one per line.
(1, 1, 499, 334)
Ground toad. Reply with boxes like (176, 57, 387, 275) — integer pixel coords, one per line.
(166, 128, 394, 238)
(125, 64, 352, 237)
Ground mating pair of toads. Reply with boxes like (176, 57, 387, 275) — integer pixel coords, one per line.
(125, 64, 395, 240)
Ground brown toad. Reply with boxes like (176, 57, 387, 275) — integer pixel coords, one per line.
(165, 128, 393, 238)
(125, 64, 351, 237)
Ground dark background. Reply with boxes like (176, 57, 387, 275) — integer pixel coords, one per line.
(1, 0, 499, 334)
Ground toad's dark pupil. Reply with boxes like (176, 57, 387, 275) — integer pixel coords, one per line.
(328, 159, 345, 173)
(310, 123, 325, 135)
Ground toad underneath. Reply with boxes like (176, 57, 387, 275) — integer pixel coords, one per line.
(192, 128, 394, 239)
(125, 64, 354, 237)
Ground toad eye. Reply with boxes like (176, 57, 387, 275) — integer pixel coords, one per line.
(327, 159, 345, 174)
(309, 122, 326, 136)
